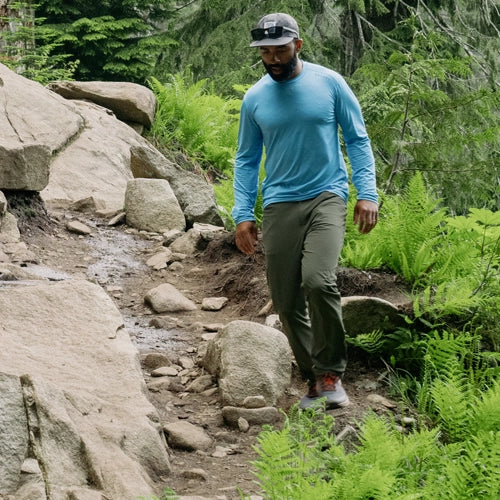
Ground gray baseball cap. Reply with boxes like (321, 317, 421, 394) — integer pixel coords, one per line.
(249, 13, 300, 47)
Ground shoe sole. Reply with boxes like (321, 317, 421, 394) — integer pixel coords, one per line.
(325, 398, 350, 410)
(299, 396, 350, 411)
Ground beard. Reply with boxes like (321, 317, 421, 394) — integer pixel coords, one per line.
(263, 51, 299, 82)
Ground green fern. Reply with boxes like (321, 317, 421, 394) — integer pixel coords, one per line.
(148, 72, 240, 176)
(346, 329, 385, 353)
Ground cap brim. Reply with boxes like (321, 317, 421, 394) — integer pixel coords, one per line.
(250, 36, 295, 47)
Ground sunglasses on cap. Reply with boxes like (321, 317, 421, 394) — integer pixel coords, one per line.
(251, 26, 298, 41)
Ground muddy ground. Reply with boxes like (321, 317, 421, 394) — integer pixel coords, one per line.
(13, 194, 412, 499)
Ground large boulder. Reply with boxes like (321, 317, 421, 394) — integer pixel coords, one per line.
(40, 100, 137, 212)
(0, 280, 171, 499)
(0, 63, 82, 191)
(47, 80, 157, 128)
(203, 320, 292, 406)
(130, 145, 224, 227)
(125, 178, 186, 233)
(341, 296, 405, 335)
(0, 63, 222, 225)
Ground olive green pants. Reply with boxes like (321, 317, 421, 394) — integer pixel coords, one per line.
(262, 191, 347, 384)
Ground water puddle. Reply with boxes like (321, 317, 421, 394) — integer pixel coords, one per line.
(86, 225, 149, 283)
(123, 315, 188, 352)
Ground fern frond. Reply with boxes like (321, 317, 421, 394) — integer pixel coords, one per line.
(346, 329, 385, 353)
(470, 380, 500, 435)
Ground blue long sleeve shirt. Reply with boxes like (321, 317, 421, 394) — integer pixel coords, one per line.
(232, 61, 377, 225)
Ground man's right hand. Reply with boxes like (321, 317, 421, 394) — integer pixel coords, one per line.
(235, 221, 258, 255)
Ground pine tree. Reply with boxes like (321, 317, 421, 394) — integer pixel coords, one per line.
(35, 0, 177, 83)
(0, 0, 76, 83)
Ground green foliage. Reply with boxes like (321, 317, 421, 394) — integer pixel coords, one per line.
(0, 1, 76, 83)
(254, 324, 499, 499)
(342, 172, 498, 334)
(148, 72, 240, 177)
(342, 172, 446, 282)
(34, 0, 176, 82)
(252, 385, 500, 499)
(352, 19, 499, 213)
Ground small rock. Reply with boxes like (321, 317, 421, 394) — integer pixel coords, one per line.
(142, 352, 173, 370)
(238, 417, 250, 433)
(222, 406, 280, 427)
(147, 378, 173, 392)
(242, 396, 266, 409)
(163, 229, 183, 246)
(366, 393, 397, 408)
(180, 468, 209, 481)
(66, 220, 91, 235)
(335, 425, 357, 443)
(264, 314, 281, 329)
(149, 316, 175, 329)
(401, 416, 416, 427)
(146, 250, 173, 270)
(211, 445, 233, 458)
(201, 387, 219, 397)
(144, 283, 197, 313)
(107, 211, 126, 226)
(151, 366, 178, 377)
(186, 375, 214, 393)
(169, 261, 184, 272)
(178, 356, 195, 369)
(201, 297, 229, 311)
(258, 300, 273, 316)
(163, 421, 213, 451)
(355, 378, 379, 391)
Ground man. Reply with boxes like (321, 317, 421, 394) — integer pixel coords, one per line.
(232, 13, 378, 409)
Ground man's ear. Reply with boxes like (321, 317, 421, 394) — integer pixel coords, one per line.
(295, 39, 303, 52)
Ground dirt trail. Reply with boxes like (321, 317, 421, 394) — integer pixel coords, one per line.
(18, 204, 410, 499)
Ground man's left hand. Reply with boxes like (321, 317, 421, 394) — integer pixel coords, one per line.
(354, 200, 378, 234)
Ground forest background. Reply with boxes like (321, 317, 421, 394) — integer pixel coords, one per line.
(1, 1, 500, 498)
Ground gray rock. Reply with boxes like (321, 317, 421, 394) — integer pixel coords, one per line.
(222, 406, 280, 427)
(242, 396, 266, 409)
(125, 178, 186, 234)
(146, 249, 173, 270)
(186, 375, 214, 393)
(142, 352, 173, 370)
(180, 468, 209, 481)
(145, 283, 197, 313)
(342, 295, 405, 335)
(0, 190, 7, 215)
(163, 421, 213, 451)
(66, 220, 91, 235)
(47, 80, 157, 128)
(238, 417, 250, 432)
(0, 374, 29, 494)
(203, 320, 292, 406)
(0, 280, 170, 498)
(201, 297, 229, 311)
(0, 64, 81, 191)
(130, 144, 223, 227)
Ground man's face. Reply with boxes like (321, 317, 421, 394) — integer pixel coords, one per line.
(259, 40, 301, 82)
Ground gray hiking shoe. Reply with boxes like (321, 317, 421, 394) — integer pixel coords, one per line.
(299, 383, 321, 409)
(316, 373, 350, 409)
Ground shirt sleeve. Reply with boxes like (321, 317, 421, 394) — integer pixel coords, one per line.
(334, 77, 378, 203)
(232, 98, 264, 224)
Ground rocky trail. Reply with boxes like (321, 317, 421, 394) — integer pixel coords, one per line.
(17, 202, 411, 500)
